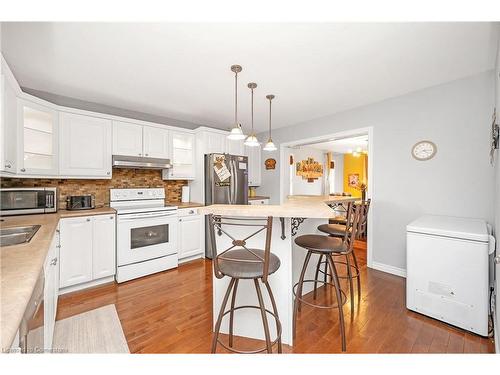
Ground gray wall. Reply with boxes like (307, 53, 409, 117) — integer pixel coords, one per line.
(257, 71, 496, 271)
(21, 87, 204, 130)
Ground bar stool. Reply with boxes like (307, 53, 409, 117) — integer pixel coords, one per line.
(316, 199, 371, 311)
(208, 214, 282, 354)
(293, 204, 362, 352)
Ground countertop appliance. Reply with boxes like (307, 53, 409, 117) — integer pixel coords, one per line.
(110, 188, 178, 283)
(66, 195, 95, 210)
(204, 153, 248, 258)
(112, 155, 172, 170)
(0, 187, 57, 216)
(406, 215, 496, 336)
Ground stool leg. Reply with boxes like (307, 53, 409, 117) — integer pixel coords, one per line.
(211, 278, 236, 353)
(313, 254, 323, 299)
(254, 279, 272, 353)
(326, 254, 346, 352)
(345, 254, 354, 316)
(293, 250, 312, 338)
(351, 251, 361, 303)
(264, 280, 282, 353)
(228, 279, 240, 348)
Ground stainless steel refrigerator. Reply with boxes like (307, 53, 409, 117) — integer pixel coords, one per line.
(204, 153, 248, 258)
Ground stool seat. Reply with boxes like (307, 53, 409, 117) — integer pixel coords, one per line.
(330, 217, 347, 225)
(295, 234, 348, 254)
(317, 223, 348, 237)
(218, 249, 281, 279)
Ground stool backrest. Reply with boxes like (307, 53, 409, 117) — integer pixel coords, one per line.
(343, 203, 362, 253)
(356, 199, 371, 238)
(208, 214, 274, 282)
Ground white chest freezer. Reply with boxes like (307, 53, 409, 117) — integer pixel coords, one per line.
(406, 215, 495, 336)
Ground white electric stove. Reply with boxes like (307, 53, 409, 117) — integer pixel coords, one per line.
(110, 188, 178, 283)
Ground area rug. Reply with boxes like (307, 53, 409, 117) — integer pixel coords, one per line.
(52, 304, 129, 353)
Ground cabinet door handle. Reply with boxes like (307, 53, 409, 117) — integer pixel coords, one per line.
(106, 171, 111, 175)
(20, 168, 26, 172)
(138, 153, 142, 156)
(50, 258, 58, 266)
(4, 163, 11, 169)
(110, 216, 114, 219)
(86, 218, 91, 222)
(189, 210, 195, 214)
(145, 153, 149, 156)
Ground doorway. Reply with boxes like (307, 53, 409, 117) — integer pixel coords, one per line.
(279, 127, 374, 268)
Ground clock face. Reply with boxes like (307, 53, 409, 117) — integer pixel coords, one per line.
(412, 141, 436, 161)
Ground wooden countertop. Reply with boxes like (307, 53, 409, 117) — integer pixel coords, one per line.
(174, 202, 205, 209)
(248, 196, 270, 201)
(199, 195, 356, 218)
(0, 207, 116, 349)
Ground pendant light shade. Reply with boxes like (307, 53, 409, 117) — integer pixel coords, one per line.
(263, 94, 277, 151)
(227, 65, 246, 140)
(244, 82, 260, 147)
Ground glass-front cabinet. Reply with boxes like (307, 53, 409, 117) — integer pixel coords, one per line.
(18, 99, 59, 175)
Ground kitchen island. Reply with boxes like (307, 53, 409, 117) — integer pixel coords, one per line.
(198, 195, 356, 347)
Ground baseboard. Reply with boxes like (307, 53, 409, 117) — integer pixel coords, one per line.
(370, 261, 407, 278)
(179, 253, 204, 264)
(59, 276, 115, 295)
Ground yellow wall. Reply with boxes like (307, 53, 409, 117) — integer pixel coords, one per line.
(343, 154, 368, 198)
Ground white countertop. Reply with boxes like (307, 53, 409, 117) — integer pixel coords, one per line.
(199, 195, 356, 218)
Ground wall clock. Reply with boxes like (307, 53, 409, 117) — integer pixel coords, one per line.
(412, 140, 437, 161)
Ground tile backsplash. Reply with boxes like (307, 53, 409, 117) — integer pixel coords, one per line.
(0, 169, 188, 209)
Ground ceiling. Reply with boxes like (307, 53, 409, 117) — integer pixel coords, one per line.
(1, 23, 498, 132)
(306, 135, 369, 154)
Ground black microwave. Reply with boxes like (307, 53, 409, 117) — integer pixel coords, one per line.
(0, 188, 57, 216)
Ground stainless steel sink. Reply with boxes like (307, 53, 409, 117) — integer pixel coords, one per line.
(0, 225, 41, 247)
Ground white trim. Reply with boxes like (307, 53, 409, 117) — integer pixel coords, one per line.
(371, 261, 407, 278)
(279, 126, 375, 269)
(58, 276, 115, 295)
(493, 292, 499, 353)
(178, 253, 204, 264)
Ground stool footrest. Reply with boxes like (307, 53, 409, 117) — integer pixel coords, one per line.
(293, 280, 347, 309)
(317, 259, 360, 279)
(216, 305, 282, 354)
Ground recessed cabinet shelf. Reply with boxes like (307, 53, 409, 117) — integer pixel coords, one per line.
(18, 100, 59, 175)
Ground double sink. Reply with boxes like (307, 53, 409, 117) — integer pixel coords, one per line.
(0, 225, 41, 247)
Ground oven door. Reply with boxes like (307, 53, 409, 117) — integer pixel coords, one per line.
(117, 211, 178, 266)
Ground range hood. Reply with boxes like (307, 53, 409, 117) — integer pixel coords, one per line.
(112, 155, 172, 170)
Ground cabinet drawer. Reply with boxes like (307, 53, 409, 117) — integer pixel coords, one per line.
(177, 208, 200, 217)
(249, 199, 269, 205)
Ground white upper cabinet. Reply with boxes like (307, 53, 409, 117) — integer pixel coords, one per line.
(206, 131, 227, 154)
(1, 74, 18, 174)
(59, 112, 112, 178)
(163, 130, 195, 180)
(143, 125, 170, 158)
(226, 138, 245, 156)
(17, 99, 59, 175)
(112, 121, 143, 156)
(245, 145, 262, 186)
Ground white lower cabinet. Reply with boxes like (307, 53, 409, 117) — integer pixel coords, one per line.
(249, 198, 269, 205)
(59, 214, 116, 291)
(178, 208, 204, 261)
(92, 215, 116, 279)
(44, 226, 60, 350)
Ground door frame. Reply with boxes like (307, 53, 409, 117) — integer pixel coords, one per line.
(279, 126, 374, 269)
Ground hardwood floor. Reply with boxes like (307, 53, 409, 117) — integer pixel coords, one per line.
(56, 241, 495, 353)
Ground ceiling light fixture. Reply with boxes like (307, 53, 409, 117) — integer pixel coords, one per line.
(227, 65, 246, 140)
(244, 82, 260, 147)
(263, 94, 277, 152)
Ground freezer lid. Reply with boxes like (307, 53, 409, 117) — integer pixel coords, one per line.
(406, 215, 489, 242)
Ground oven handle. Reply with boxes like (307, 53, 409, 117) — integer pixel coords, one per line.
(118, 212, 178, 221)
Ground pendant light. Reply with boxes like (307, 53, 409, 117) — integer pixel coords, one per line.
(227, 65, 246, 140)
(263, 94, 277, 151)
(244, 82, 260, 147)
